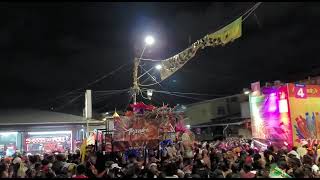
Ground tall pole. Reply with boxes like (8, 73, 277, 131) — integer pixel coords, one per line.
(133, 44, 147, 104)
(85, 90, 92, 137)
(133, 57, 139, 104)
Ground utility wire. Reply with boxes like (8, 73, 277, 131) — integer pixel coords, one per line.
(94, 90, 131, 113)
(54, 94, 84, 111)
(94, 88, 130, 93)
(48, 62, 131, 104)
(243, 2, 262, 21)
(138, 65, 163, 87)
(155, 90, 205, 101)
(141, 88, 227, 97)
(92, 89, 130, 99)
(141, 89, 221, 101)
(93, 91, 130, 104)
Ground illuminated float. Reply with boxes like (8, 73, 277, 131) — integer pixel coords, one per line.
(250, 83, 320, 148)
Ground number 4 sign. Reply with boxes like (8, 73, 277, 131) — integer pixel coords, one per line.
(294, 85, 307, 99)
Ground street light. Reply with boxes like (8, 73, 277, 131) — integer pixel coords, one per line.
(243, 88, 250, 95)
(145, 35, 155, 46)
(155, 64, 162, 70)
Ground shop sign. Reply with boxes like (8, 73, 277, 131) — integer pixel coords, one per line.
(25, 136, 68, 144)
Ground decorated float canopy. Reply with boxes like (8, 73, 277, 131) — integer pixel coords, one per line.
(110, 102, 194, 152)
(250, 83, 320, 148)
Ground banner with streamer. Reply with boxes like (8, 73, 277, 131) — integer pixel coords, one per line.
(160, 16, 242, 80)
(113, 115, 160, 151)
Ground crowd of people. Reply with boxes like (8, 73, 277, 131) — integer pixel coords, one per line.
(0, 137, 319, 178)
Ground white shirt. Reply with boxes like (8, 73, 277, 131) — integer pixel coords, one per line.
(312, 164, 319, 174)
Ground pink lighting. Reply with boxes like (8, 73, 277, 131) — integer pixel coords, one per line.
(250, 85, 293, 149)
(268, 93, 278, 112)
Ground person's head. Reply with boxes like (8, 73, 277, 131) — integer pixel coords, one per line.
(42, 159, 50, 166)
(0, 163, 8, 178)
(293, 167, 305, 178)
(149, 163, 158, 174)
(35, 162, 42, 171)
(303, 155, 313, 166)
(307, 148, 314, 156)
(28, 155, 36, 164)
(202, 149, 208, 157)
(164, 162, 178, 176)
(56, 154, 65, 162)
(240, 151, 247, 158)
(287, 157, 301, 169)
(191, 174, 201, 178)
(277, 161, 288, 171)
(253, 153, 261, 161)
(292, 146, 297, 151)
(231, 163, 240, 173)
(184, 173, 192, 178)
(76, 164, 86, 175)
(128, 153, 137, 163)
(248, 149, 254, 156)
(212, 169, 223, 178)
(176, 169, 184, 178)
(303, 164, 313, 178)
(45, 170, 56, 178)
(218, 162, 229, 172)
(226, 172, 233, 178)
(268, 145, 274, 152)
(47, 155, 55, 163)
(243, 163, 252, 173)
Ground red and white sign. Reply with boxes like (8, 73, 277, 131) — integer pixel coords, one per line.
(251, 82, 260, 92)
(25, 136, 68, 144)
(251, 82, 261, 96)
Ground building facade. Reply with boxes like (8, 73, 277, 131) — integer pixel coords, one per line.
(0, 109, 104, 156)
(185, 94, 251, 141)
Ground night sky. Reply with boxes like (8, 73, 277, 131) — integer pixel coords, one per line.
(1, 2, 320, 115)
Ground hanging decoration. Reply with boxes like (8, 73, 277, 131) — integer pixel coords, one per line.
(160, 16, 242, 80)
(130, 102, 156, 114)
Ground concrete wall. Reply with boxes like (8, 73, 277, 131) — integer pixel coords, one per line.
(186, 99, 228, 125)
(186, 94, 248, 126)
(241, 102, 250, 118)
(238, 128, 252, 139)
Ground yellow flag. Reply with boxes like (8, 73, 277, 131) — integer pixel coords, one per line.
(160, 16, 242, 81)
(205, 16, 242, 46)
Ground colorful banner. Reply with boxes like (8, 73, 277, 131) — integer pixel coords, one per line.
(113, 116, 160, 151)
(288, 84, 320, 146)
(250, 83, 320, 147)
(250, 85, 292, 146)
(160, 17, 242, 80)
